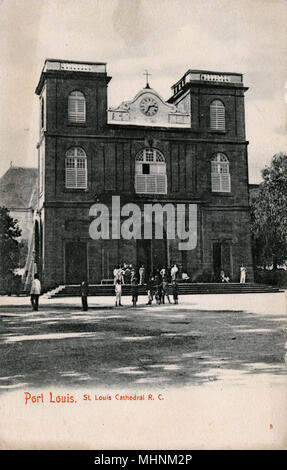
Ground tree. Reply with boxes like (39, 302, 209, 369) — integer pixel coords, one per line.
(0, 206, 22, 290)
(250, 152, 287, 270)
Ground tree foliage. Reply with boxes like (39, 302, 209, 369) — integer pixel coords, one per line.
(0, 206, 22, 287)
(250, 152, 287, 269)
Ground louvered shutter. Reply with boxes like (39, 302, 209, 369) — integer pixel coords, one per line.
(135, 175, 147, 193)
(66, 168, 77, 188)
(156, 175, 167, 193)
(135, 148, 167, 195)
(68, 92, 86, 123)
(221, 174, 231, 192)
(210, 101, 225, 130)
(211, 155, 231, 192)
(76, 158, 87, 188)
(211, 173, 222, 192)
(65, 149, 87, 189)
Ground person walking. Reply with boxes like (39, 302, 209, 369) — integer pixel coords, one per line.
(30, 273, 41, 311)
(172, 280, 179, 304)
(240, 264, 247, 284)
(80, 280, 89, 311)
(115, 279, 123, 306)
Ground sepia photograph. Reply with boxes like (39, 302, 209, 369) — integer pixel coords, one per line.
(0, 0, 286, 452)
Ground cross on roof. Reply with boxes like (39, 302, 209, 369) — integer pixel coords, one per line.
(143, 69, 151, 88)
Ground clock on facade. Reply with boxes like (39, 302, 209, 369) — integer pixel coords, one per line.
(139, 96, 159, 116)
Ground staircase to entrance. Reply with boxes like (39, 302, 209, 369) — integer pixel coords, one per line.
(45, 282, 283, 298)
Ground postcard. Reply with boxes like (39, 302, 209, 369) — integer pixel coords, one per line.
(0, 0, 286, 451)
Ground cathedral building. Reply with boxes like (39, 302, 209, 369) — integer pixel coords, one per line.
(35, 59, 253, 290)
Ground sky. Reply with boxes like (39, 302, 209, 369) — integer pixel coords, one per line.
(0, 0, 286, 182)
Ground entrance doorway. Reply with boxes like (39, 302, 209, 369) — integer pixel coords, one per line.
(213, 241, 232, 281)
(65, 241, 87, 284)
(137, 238, 167, 276)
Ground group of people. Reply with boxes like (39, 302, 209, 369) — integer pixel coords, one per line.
(113, 263, 146, 285)
(30, 262, 248, 311)
(146, 274, 179, 306)
(113, 264, 180, 308)
(113, 263, 180, 286)
(220, 264, 247, 284)
(113, 272, 179, 308)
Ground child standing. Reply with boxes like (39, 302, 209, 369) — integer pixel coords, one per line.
(115, 279, 123, 307)
(172, 280, 179, 304)
(162, 278, 171, 304)
(146, 275, 154, 305)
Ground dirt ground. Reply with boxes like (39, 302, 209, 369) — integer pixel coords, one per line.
(0, 292, 286, 389)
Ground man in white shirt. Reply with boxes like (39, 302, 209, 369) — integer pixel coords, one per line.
(171, 264, 178, 281)
(139, 265, 145, 285)
(30, 274, 41, 311)
(240, 264, 247, 284)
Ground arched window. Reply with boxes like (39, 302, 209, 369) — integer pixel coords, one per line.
(210, 100, 225, 131)
(68, 91, 86, 123)
(65, 147, 87, 189)
(135, 148, 167, 194)
(211, 153, 231, 192)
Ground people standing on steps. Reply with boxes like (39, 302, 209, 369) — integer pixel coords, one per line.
(240, 264, 247, 284)
(171, 264, 178, 281)
(139, 265, 145, 285)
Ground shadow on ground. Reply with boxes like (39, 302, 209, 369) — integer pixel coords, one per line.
(0, 303, 286, 391)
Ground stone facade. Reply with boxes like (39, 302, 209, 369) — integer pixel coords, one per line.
(35, 59, 254, 289)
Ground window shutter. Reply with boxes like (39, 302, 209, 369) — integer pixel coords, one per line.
(221, 174, 231, 192)
(65, 148, 87, 189)
(135, 175, 146, 193)
(211, 173, 221, 192)
(156, 175, 167, 193)
(68, 92, 86, 123)
(210, 101, 225, 130)
(135, 148, 167, 194)
(211, 154, 231, 192)
(146, 175, 157, 193)
(66, 168, 77, 188)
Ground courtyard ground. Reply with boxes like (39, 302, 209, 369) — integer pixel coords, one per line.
(0, 292, 286, 449)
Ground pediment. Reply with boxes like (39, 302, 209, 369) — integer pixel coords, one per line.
(108, 87, 190, 127)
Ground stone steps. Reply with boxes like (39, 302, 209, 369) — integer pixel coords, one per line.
(46, 282, 283, 298)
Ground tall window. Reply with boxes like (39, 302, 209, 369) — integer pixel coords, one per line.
(68, 91, 86, 123)
(211, 153, 231, 192)
(40, 97, 45, 130)
(210, 100, 225, 131)
(65, 147, 87, 189)
(135, 148, 167, 194)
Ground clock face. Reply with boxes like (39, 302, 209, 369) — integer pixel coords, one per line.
(139, 97, 159, 116)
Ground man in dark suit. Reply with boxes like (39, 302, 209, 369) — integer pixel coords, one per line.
(81, 280, 89, 311)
